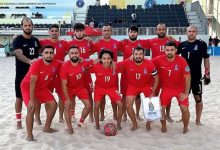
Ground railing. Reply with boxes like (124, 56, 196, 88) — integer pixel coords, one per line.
(191, 1, 208, 34)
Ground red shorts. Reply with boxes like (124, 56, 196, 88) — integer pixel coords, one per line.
(120, 73, 128, 95)
(61, 88, 89, 102)
(160, 89, 189, 107)
(126, 85, 152, 97)
(94, 87, 121, 103)
(84, 73, 93, 94)
(21, 82, 54, 106)
(54, 76, 62, 96)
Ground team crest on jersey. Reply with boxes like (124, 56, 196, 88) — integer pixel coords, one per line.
(113, 44, 116, 49)
(194, 45, 198, 51)
(143, 68, 147, 74)
(174, 64, 178, 71)
(185, 66, 190, 72)
(59, 42, 62, 48)
(112, 69, 116, 75)
(81, 66, 85, 72)
(52, 66, 56, 73)
(35, 41, 38, 47)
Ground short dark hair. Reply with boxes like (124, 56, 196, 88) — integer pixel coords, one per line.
(99, 49, 114, 60)
(165, 41, 177, 48)
(128, 25, 138, 32)
(21, 17, 33, 26)
(49, 24, 59, 30)
(69, 45, 79, 51)
(73, 23, 85, 31)
(133, 46, 145, 54)
(42, 45, 54, 52)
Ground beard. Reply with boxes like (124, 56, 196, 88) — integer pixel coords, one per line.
(44, 59, 53, 63)
(129, 36, 137, 41)
(134, 57, 143, 64)
(75, 35, 84, 40)
(167, 54, 174, 59)
(71, 57, 79, 63)
(23, 29, 32, 35)
(157, 33, 165, 39)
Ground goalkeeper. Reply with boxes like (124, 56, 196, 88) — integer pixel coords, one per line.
(177, 25, 211, 126)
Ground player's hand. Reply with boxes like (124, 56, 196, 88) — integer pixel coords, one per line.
(65, 100, 72, 110)
(78, 57, 84, 63)
(167, 35, 175, 41)
(149, 92, 156, 99)
(27, 100, 35, 112)
(110, 61, 116, 70)
(179, 93, 188, 101)
(29, 58, 37, 65)
(201, 72, 211, 85)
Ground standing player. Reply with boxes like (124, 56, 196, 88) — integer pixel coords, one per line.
(120, 47, 159, 131)
(68, 23, 94, 122)
(148, 23, 180, 123)
(91, 49, 123, 130)
(40, 24, 68, 123)
(177, 26, 210, 126)
(13, 17, 41, 129)
(21, 45, 61, 141)
(152, 41, 191, 133)
(91, 24, 121, 121)
(120, 25, 150, 122)
(60, 46, 92, 134)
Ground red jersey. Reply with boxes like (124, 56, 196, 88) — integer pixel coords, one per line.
(120, 39, 150, 60)
(152, 55, 190, 90)
(40, 39, 68, 61)
(149, 37, 180, 58)
(91, 38, 121, 62)
(90, 63, 121, 89)
(119, 59, 157, 88)
(22, 58, 62, 90)
(60, 59, 93, 90)
(68, 39, 93, 59)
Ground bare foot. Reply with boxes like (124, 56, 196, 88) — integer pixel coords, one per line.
(17, 122, 22, 129)
(78, 122, 86, 128)
(96, 125, 100, 130)
(59, 118, 65, 123)
(130, 125, 138, 131)
(183, 127, 189, 134)
(117, 125, 122, 130)
(88, 117, 94, 123)
(100, 116, 105, 121)
(65, 128, 74, 134)
(136, 115, 143, 121)
(122, 115, 127, 122)
(146, 122, 151, 131)
(26, 136, 36, 141)
(196, 120, 202, 126)
(161, 127, 167, 133)
(176, 118, 183, 123)
(43, 128, 58, 133)
(34, 118, 42, 125)
(166, 116, 174, 123)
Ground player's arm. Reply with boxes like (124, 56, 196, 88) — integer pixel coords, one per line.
(28, 74, 38, 112)
(61, 79, 71, 110)
(180, 73, 191, 101)
(14, 49, 35, 65)
(150, 69, 159, 98)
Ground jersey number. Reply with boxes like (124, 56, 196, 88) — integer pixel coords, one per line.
(80, 47, 86, 54)
(168, 70, 172, 76)
(159, 46, 165, 52)
(76, 74, 82, 80)
(105, 76, 110, 82)
(29, 48, 35, 55)
(136, 73, 141, 80)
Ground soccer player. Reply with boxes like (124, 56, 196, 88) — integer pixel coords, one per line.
(152, 41, 191, 133)
(21, 45, 61, 141)
(68, 23, 94, 122)
(177, 25, 210, 126)
(13, 17, 41, 129)
(120, 47, 159, 131)
(60, 46, 92, 134)
(148, 23, 180, 123)
(120, 25, 150, 122)
(40, 24, 68, 123)
(91, 24, 121, 121)
(91, 49, 123, 130)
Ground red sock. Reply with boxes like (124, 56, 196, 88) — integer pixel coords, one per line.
(16, 113, 21, 122)
(79, 118, 84, 123)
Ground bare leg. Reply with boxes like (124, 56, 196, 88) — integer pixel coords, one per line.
(58, 95, 65, 123)
(126, 96, 138, 131)
(15, 97, 22, 129)
(88, 94, 94, 123)
(43, 100, 58, 133)
(99, 98, 105, 121)
(121, 95, 127, 122)
(146, 121, 151, 131)
(116, 100, 123, 130)
(71, 97, 76, 123)
(166, 103, 174, 123)
(78, 99, 91, 128)
(64, 100, 74, 134)
(26, 106, 35, 141)
(34, 102, 42, 125)
(160, 107, 167, 133)
(111, 101, 118, 120)
(180, 105, 190, 134)
(135, 96, 143, 121)
(194, 95, 203, 126)
(94, 101, 101, 130)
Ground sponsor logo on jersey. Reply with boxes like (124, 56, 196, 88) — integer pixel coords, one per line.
(185, 66, 190, 72)
(23, 44, 28, 47)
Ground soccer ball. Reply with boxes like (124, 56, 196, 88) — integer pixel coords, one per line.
(104, 123, 117, 136)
